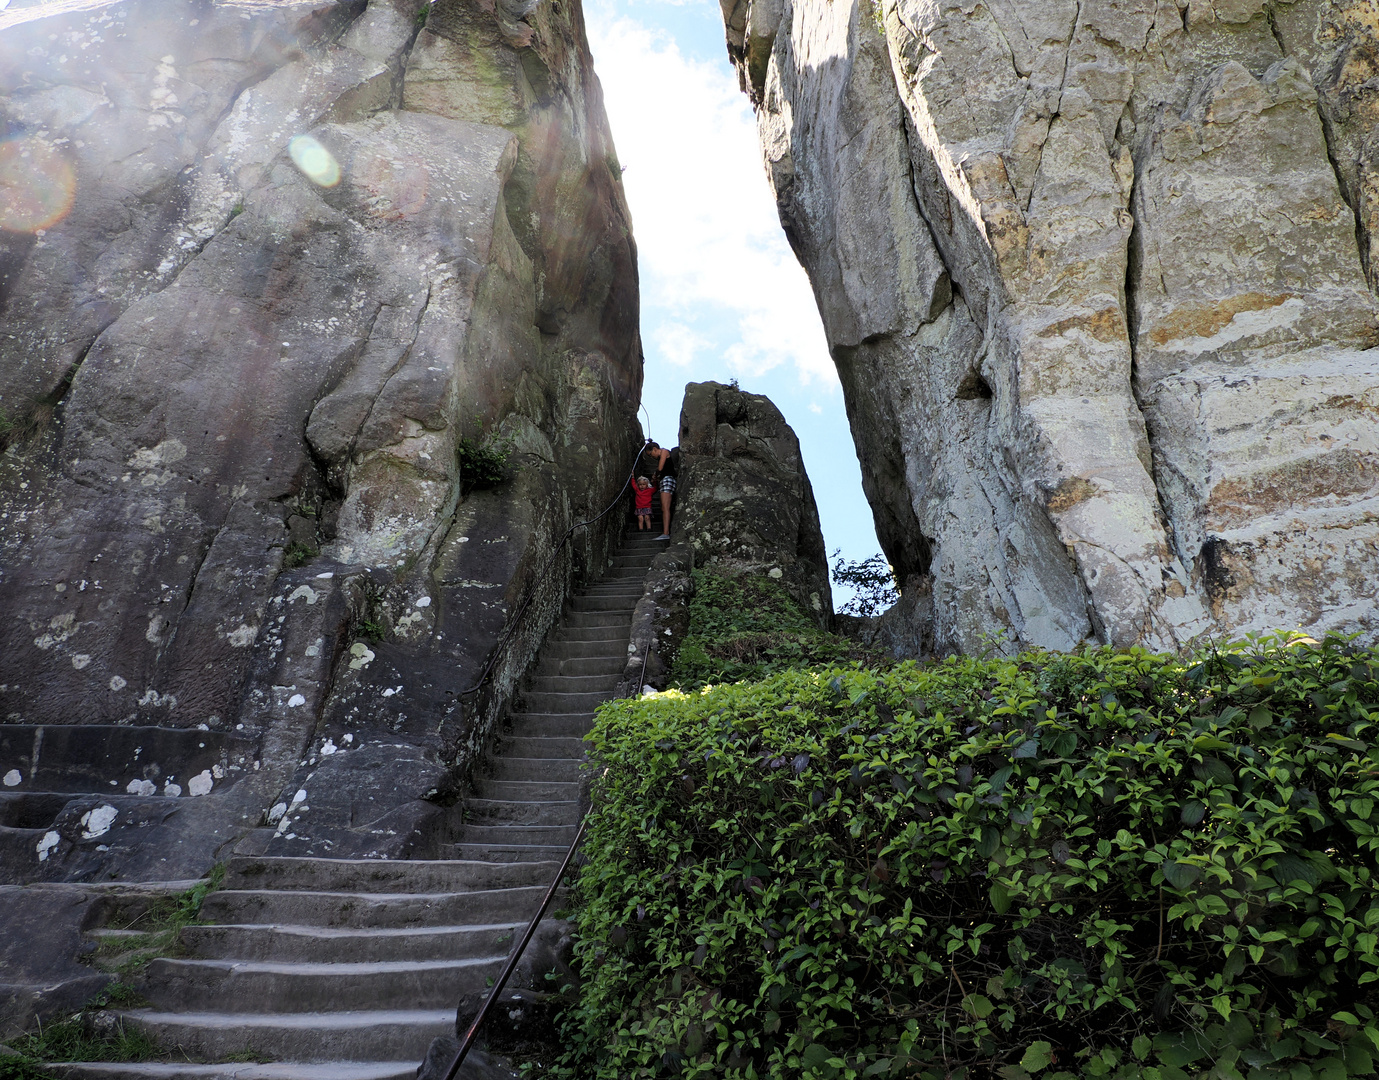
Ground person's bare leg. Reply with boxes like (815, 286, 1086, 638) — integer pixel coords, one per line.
(658, 489, 672, 538)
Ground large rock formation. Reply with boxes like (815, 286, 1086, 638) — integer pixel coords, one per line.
(623, 381, 833, 689)
(720, 0, 1379, 654)
(0, 0, 640, 882)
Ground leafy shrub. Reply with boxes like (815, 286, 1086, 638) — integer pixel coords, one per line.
(672, 570, 880, 690)
(458, 432, 513, 494)
(554, 635, 1379, 1079)
(831, 550, 898, 619)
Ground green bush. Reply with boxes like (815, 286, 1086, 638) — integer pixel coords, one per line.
(457, 432, 513, 494)
(672, 570, 879, 690)
(553, 635, 1379, 1079)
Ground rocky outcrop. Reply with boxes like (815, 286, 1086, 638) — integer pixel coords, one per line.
(720, 0, 1379, 654)
(0, 0, 640, 881)
(624, 381, 833, 688)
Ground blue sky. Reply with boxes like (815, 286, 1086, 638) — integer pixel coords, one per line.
(582, 0, 886, 606)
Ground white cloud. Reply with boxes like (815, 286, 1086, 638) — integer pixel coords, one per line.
(587, 15, 836, 386)
(653, 321, 711, 367)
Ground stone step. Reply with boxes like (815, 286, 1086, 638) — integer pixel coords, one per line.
(561, 610, 632, 629)
(197, 885, 547, 929)
(496, 736, 588, 759)
(579, 583, 646, 597)
(526, 673, 620, 694)
(537, 651, 626, 675)
(518, 690, 613, 713)
(506, 714, 593, 739)
(180, 922, 520, 964)
(441, 842, 570, 863)
(569, 594, 639, 612)
(473, 779, 580, 802)
(52, 1062, 423, 1079)
(222, 856, 555, 895)
(142, 956, 502, 1013)
(117, 1008, 453, 1063)
(551, 624, 629, 642)
(487, 757, 582, 784)
(463, 798, 580, 827)
(541, 637, 628, 659)
(598, 567, 651, 579)
(453, 823, 578, 848)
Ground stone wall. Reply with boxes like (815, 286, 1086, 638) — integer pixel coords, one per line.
(0, 0, 641, 879)
(720, 0, 1379, 655)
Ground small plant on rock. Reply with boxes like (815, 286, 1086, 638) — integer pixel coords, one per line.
(457, 430, 514, 494)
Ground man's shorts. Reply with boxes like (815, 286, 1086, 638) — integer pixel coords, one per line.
(660, 476, 677, 493)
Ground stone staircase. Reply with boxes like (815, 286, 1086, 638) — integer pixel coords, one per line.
(59, 526, 659, 1079)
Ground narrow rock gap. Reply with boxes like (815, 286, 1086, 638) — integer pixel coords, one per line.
(1122, 162, 1188, 570)
(388, 1, 432, 107)
(892, 111, 959, 321)
(342, 294, 419, 466)
(4, 338, 97, 456)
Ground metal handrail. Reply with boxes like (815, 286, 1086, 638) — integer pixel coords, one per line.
(439, 556, 658, 1078)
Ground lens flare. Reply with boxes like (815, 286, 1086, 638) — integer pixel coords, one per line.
(288, 135, 340, 188)
(0, 136, 77, 232)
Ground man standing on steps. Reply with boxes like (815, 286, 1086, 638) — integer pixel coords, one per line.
(643, 440, 678, 540)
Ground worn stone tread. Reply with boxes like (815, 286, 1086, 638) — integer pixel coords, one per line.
(180, 921, 520, 963)
(222, 856, 555, 894)
(52, 1063, 421, 1079)
(117, 1008, 454, 1061)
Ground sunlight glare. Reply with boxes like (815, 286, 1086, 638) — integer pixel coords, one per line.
(288, 135, 341, 188)
(0, 136, 77, 232)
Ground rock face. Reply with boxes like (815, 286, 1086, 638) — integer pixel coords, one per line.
(721, 0, 1379, 654)
(0, 0, 640, 880)
(624, 381, 833, 688)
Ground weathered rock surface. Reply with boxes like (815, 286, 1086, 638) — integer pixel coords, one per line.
(624, 381, 833, 688)
(722, 0, 1379, 654)
(0, 0, 640, 882)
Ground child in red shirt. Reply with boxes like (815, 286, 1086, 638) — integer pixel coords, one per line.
(633, 476, 655, 529)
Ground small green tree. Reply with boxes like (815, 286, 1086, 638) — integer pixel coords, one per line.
(831, 548, 898, 619)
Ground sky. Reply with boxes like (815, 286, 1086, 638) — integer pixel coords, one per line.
(581, 0, 886, 607)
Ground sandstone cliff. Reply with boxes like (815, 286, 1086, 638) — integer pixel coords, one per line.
(0, 0, 640, 880)
(720, 0, 1379, 654)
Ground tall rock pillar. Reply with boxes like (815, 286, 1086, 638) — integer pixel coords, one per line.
(721, 0, 1379, 654)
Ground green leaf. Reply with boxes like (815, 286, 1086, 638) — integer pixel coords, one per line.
(801, 1043, 833, 1070)
(990, 882, 1013, 915)
(964, 994, 995, 1019)
(1133, 1035, 1152, 1061)
(1021, 1041, 1053, 1073)
(1013, 739, 1039, 759)
(988, 765, 1014, 793)
(1161, 859, 1203, 890)
(1180, 800, 1206, 826)
(1342, 1039, 1374, 1075)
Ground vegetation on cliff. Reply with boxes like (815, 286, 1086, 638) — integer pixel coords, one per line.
(671, 569, 879, 690)
(551, 617, 1379, 1079)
